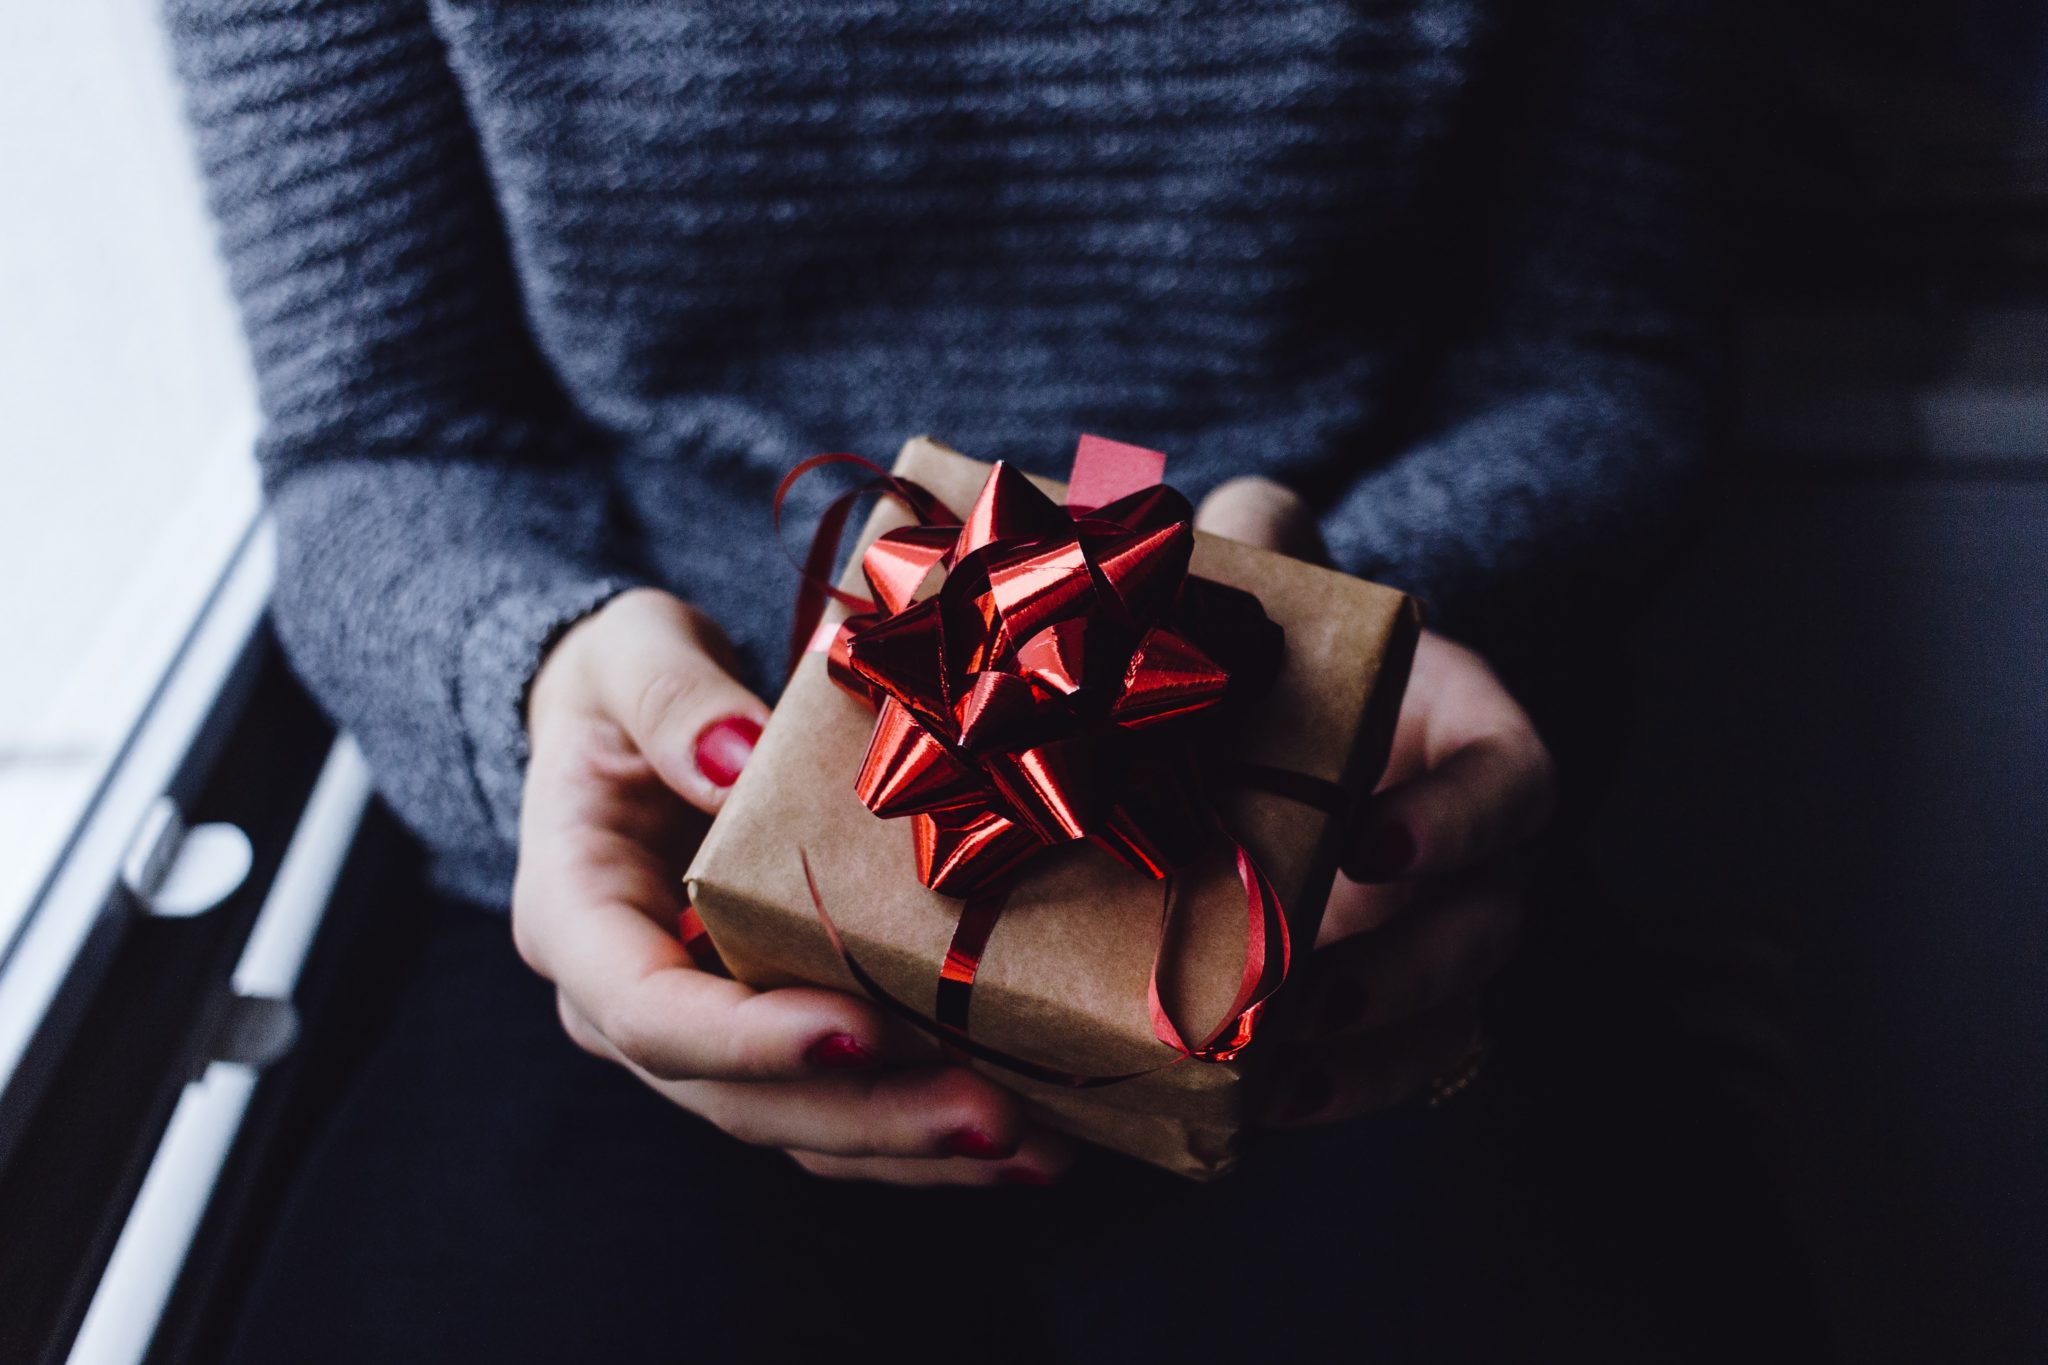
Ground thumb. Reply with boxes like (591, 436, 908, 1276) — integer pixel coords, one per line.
(577, 589, 773, 815)
(1192, 476, 1328, 563)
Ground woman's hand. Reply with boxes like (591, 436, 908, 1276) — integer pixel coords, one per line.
(1194, 479, 1555, 1125)
(513, 587, 1074, 1184)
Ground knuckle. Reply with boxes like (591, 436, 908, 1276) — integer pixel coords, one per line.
(921, 1067, 1010, 1131)
(711, 1104, 779, 1149)
(713, 999, 777, 1078)
(507, 875, 555, 977)
(508, 906, 544, 975)
(717, 995, 814, 1080)
(788, 1150, 836, 1179)
(633, 665, 710, 748)
(597, 997, 671, 1076)
(711, 1033, 761, 1082)
(555, 993, 606, 1058)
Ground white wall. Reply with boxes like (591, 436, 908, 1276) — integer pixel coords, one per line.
(0, 0, 258, 933)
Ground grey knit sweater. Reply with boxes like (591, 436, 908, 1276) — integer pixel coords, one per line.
(165, 0, 1723, 907)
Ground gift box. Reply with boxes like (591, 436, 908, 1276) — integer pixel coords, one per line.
(683, 436, 1419, 1179)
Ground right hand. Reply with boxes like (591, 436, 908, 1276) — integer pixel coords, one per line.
(1196, 479, 1548, 1124)
(513, 587, 1074, 1185)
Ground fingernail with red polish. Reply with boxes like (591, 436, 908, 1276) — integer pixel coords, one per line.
(803, 1033, 877, 1071)
(1356, 820, 1416, 879)
(998, 1166, 1050, 1186)
(1277, 1068, 1334, 1123)
(694, 715, 762, 789)
(943, 1127, 1010, 1160)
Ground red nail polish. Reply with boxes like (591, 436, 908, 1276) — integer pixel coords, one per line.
(998, 1166, 1050, 1186)
(1277, 1068, 1334, 1123)
(1355, 820, 1416, 880)
(943, 1127, 1009, 1160)
(693, 715, 761, 789)
(803, 1033, 877, 1071)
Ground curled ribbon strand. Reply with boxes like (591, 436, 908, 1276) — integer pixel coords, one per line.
(773, 452, 959, 678)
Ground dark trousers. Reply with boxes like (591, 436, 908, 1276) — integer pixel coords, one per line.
(221, 885, 1823, 1365)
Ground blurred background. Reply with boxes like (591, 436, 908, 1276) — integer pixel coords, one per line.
(1589, 5, 2048, 1361)
(0, 1, 2042, 1360)
(0, 0, 256, 936)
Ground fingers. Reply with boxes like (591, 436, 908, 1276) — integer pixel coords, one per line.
(1347, 740, 1552, 881)
(514, 767, 893, 1084)
(672, 1065, 1031, 1158)
(564, 991, 1037, 1161)
(1344, 635, 1555, 882)
(1294, 868, 1522, 1040)
(1192, 476, 1328, 562)
(1314, 871, 1413, 946)
(1262, 1001, 1482, 1126)
(522, 891, 891, 1082)
(788, 1128, 1079, 1187)
(577, 588, 773, 815)
(518, 587, 1046, 1184)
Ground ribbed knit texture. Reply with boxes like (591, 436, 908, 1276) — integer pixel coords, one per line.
(165, 0, 1726, 907)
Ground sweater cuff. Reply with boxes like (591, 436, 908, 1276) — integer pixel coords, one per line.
(457, 574, 640, 843)
(1318, 479, 1452, 633)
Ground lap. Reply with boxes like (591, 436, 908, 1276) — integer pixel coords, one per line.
(224, 891, 1817, 1365)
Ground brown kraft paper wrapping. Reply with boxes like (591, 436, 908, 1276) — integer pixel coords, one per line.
(683, 437, 1421, 1179)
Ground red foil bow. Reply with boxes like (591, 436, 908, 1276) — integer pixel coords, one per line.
(777, 436, 1299, 1070)
(796, 442, 1283, 899)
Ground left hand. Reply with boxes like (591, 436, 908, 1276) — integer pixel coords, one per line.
(1194, 478, 1556, 1125)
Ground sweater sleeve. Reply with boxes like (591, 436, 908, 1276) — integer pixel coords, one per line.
(1319, 1, 1729, 655)
(165, 0, 638, 894)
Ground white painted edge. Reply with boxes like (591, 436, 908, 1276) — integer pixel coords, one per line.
(230, 736, 371, 1001)
(58, 734, 370, 1364)
(63, 1060, 258, 1365)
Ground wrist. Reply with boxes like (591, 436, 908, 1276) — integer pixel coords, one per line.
(526, 587, 719, 738)
(458, 574, 645, 843)
(526, 586, 660, 735)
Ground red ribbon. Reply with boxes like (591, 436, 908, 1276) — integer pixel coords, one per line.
(774, 436, 1316, 1076)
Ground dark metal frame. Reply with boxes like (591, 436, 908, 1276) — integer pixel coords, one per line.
(0, 522, 414, 1364)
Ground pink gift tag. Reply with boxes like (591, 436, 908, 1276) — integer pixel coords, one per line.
(1067, 433, 1167, 513)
